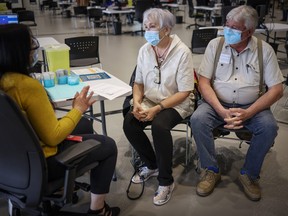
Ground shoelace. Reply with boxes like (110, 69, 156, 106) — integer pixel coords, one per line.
(202, 170, 215, 183)
(156, 186, 170, 197)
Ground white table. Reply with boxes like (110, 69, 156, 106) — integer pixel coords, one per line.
(45, 67, 132, 135)
(102, 9, 135, 34)
(162, 3, 186, 23)
(194, 5, 222, 26)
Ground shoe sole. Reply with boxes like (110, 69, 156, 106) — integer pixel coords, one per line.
(238, 177, 261, 201)
(153, 184, 175, 206)
(196, 177, 221, 197)
(132, 172, 159, 184)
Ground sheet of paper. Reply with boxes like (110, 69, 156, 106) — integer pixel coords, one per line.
(90, 83, 132, 100)
(71, 67, 103, 75)
(45, 82, 86, 101)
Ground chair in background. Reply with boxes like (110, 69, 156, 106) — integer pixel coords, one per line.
(17, 10, 38, 35)
(65, 36, 102, 68)
(87, 8, 107, 35)
(11, 7, 26, 13)
(186, 0, 205, 29)
(221, 5, 237, 25)
(191, 28, 218, 54)
(0, 90, 100, 216)
(132, 0, 154, 36)
(73, 6, 88, 28)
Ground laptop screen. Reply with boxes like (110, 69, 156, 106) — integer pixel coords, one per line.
(0, 14, 18, 25)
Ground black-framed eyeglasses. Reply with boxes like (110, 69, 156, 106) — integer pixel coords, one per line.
(31, 36, 40, 51)
(154, 66, 161, 84)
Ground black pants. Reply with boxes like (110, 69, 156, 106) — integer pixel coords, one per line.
(123, 108, 182, 186)
(47, 118, 118, 194)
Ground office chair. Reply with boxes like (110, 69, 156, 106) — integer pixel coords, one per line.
(11, 7, 26, 13)
(87, 8, 107, 35)
(0, 90, 101, 216)
(73, 6, 88, 28)
(17, 10, 37, 27)
(17, 10, 38, 35)
(132, 0, 154, 36)
(191, 28, 218, 54)
(65, 36, 102, 68)
(221, 5, 237, 25)
(186, 0, 205, 29)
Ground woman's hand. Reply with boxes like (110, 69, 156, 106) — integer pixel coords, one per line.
(131, 103, 146, 121)
(72, 86, 96, 113)
(139, 106, 160, 122)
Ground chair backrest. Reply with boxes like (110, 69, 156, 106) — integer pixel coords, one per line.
(17, 10, 37, 26)
(134, 0, 154, 23)
(65, 36, 101, 67)
(191, 28, 218, 54)
(73, 6, 88, 16)
(11, 7, 26, 13)
(221, 5, 237, 25)
(88, 8, 103, 20)
(0, 90, 46, 209)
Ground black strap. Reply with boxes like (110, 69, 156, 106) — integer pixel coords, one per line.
(126, 169, 145, 200)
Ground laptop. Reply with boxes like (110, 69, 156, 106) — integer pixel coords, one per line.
(0, 14, 18, 25)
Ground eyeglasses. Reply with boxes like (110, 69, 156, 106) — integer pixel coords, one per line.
(154, 66, 161, 84)
(31, 36, 40, 51)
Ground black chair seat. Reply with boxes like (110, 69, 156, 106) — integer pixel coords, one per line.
(70, 58, 100, 67)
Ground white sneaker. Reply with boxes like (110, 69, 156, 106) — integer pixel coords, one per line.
(153, 183, 175, 206)
(132, 166, 158, 184)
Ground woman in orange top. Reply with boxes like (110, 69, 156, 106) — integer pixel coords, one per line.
(0, 24, 120, 216)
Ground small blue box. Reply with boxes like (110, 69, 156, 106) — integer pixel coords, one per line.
(68, 75, 80, 85)
(44, 79, 55, 88)
(58, 75, 68, 85)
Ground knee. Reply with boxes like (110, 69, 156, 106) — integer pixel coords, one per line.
(190, 110, 207, 130)
(262, 121, 278, 138)
(103, 136, 118, 155)
(123, 113, 134, 133)
(151, 120, 167, 134)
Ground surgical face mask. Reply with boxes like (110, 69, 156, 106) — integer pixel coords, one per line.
(30, 49, 39, 67)
(144, 30, 164, 46)
(30, 37, 39, 67)
(223, 26, 243, 45)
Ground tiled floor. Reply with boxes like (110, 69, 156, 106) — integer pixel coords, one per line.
(1, 3, 288, 216)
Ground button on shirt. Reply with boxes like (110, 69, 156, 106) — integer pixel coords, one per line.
(134, 34, 194, 118)
(198, 36, 284, 105)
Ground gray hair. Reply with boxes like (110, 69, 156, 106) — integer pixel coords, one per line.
(226, 5, 258, 30)
(143, 8, 176, 29)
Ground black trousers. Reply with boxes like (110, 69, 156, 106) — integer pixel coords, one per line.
(123, 108, 182, 186)
(47, 118, 118, 194)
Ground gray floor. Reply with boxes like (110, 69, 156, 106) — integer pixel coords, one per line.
(1, 3, 288, 216)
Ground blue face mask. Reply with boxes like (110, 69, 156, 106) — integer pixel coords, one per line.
(30, 49, 39, 67)
(144, 30, 163, 46)
(223, 26, 242, 45)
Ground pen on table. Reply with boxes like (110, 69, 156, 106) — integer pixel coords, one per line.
(65, 98, 74, 101)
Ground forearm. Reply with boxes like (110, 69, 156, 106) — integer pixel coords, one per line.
(132, 83, 144, 105)
(200, 82, 225, 115)
(246, 83, 283, 118)
(159, 91, 191, 110)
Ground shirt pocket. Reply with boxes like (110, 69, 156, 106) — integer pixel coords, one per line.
(244, 63, 260, 85)
(214, 62, 233, 82)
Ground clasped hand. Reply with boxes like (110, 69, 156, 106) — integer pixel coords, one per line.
(132, 103, 157, 122)
(72, 86, 96, 113)
(223, 108, 249, 130)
